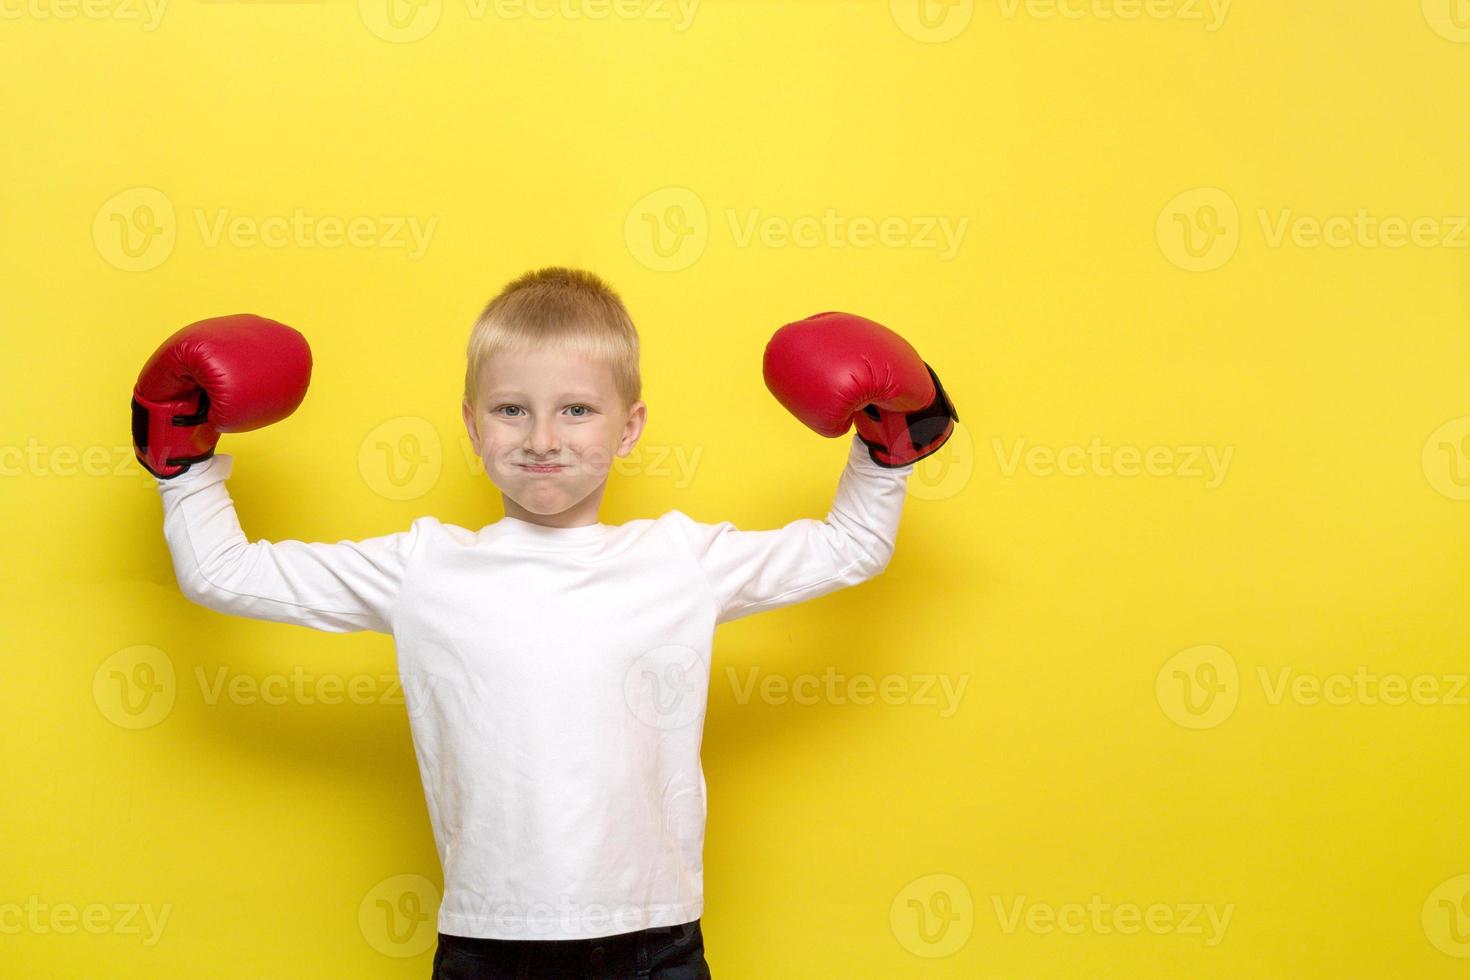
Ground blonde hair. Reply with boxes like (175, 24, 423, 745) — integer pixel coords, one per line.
(463, 267, 641, 413)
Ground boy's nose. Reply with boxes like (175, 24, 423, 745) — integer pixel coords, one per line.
(527, 419, 560, 455)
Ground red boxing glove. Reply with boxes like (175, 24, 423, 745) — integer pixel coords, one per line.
(763, 311, 958, 468)
(131, 313, 312, 479)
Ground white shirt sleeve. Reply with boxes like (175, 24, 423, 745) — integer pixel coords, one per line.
(153, 452, 423, 634)
(662, 433, 914, 625)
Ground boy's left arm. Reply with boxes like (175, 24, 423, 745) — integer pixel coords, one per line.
(663, 433, 912, 625)
(663, 311, 958, 625)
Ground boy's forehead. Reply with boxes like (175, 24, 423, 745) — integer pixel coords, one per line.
(480, 349, 616, 397)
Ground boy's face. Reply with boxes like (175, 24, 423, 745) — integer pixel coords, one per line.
(462, 347, 646, 529)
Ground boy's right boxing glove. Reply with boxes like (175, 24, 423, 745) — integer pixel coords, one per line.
(131, 313, 313, 479)
(763, 311, 958, 467)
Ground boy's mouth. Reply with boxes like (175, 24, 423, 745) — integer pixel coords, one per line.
(519, 463, 566, 474)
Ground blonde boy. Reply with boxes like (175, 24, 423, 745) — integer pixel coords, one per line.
(134, 267, 957, 978)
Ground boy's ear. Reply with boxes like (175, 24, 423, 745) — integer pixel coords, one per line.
(618, 399, 647, 457)
(461, 399, 479, 449)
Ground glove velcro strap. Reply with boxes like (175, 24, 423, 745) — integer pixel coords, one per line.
(856, 362, 959, 468)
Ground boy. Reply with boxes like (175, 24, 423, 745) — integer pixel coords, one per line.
(132, 267, 957, 978)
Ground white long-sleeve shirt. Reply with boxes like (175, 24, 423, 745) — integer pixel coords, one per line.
(154, 432, 913, 940)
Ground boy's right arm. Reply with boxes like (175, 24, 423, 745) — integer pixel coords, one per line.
(155, 453, 423, 634)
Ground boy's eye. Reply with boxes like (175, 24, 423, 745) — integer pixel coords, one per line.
(492, 404, 592, 417)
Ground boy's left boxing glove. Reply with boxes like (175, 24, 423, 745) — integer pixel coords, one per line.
(131, 313, 312, 479)
(763, 311, 958, 467)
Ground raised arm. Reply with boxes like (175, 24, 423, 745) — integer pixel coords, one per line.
(133, 313, 418, 633)
(662, 310, 958, 625)
(155, 453, 423, 633)
(663, 434, 911, 624)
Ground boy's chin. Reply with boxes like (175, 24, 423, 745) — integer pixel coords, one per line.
(499, 480, 605, 516)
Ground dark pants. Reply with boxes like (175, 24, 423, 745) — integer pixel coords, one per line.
(431, 919, 711, 980)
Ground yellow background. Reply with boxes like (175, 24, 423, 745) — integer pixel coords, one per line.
(3, 0, 1469, 976)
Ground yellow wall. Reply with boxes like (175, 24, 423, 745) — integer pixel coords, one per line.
(3, 1, 1469, 976)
